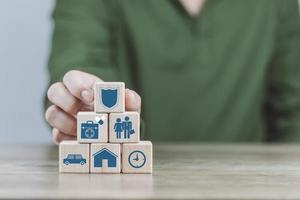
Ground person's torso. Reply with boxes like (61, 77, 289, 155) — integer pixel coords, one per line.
(110, 0, 279, 141)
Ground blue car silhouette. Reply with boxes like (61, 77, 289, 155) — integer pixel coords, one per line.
(63, 154, 86, 165)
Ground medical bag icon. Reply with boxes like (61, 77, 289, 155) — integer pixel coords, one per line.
(81, 121, 99, 139)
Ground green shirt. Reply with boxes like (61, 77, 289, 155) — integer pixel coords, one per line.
(47, 0, 300, 142)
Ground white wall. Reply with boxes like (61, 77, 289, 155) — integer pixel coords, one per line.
(0, 0, 55, 144)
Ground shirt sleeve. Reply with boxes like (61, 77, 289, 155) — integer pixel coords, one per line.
(45, 0, 119, 109)
(265, 0, 300, 142)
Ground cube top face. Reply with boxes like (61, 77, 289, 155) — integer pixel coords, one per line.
(94, 82, 125, 113)
(90, 143, 121, 173)
(59, 141, 89, 173)
(77, 112, 108, 143)
(109, 112, 140, 143)
(122, 141, 152, 174)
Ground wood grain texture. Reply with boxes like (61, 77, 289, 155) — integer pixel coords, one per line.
(122, 141, 152, 173)
(90, 143, 121, 173)
(59, 141, 89, 173)
(77, 112, 108, 143)
(1, 143, 300, 199)
(94, 82, 125, 113)
(109, 112, 140, 143)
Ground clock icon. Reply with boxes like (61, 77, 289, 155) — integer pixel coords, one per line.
(84, 127, 97, 138)
(128, 150, 146, 168)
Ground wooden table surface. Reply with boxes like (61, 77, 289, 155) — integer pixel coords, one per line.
(1, 143, 300, 200)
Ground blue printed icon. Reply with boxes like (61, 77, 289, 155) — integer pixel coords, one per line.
(113, 116, 135, 139)
(101, 88, 118, 108)
(128, 150, 146, 168)
(81, 120, 103, 139)
(92, 148, 118, 168)
(63, 154, 86, 165)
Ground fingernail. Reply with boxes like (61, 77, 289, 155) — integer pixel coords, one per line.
(81, 90, 92, 103)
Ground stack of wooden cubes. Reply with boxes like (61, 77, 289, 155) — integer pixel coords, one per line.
(59, 82, 152, 174)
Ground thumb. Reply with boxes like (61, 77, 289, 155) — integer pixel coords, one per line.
(125, 89, 142, 113)
(63, 70, 103, 104)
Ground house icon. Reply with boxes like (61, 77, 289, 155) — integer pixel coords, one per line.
(92, 148, 118, 168)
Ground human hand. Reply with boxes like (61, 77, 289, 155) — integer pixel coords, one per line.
(45, 70, 141, 144)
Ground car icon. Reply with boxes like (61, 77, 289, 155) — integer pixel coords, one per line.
(63, 154, 86, 165)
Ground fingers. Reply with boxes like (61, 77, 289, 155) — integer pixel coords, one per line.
(125, 89, 142, 113)
(52, 128, 76, 145)
(47, 82, 82, 116)
(63, 70, 103, 104)
(45, 105, 77, 136)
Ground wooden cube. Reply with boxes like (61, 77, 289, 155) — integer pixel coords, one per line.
(109, 112, 140, 143)
(94, 82, 125, 113)
(122, 141, 152, 174)
(59, 141, 89, 173)
(90, 143, 121, 173)
(77, 112, 108, 143)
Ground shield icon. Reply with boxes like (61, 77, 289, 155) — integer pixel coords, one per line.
(101, 89, 118, 108)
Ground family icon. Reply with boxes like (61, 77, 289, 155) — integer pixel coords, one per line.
(113, 116, 135, 139)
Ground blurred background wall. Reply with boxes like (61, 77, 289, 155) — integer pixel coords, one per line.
(0, 0, 54, 144)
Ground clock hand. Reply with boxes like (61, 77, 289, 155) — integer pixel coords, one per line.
(133, 153, 139, 161)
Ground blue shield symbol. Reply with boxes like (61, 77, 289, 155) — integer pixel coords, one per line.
(101, 89, 118, 108)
